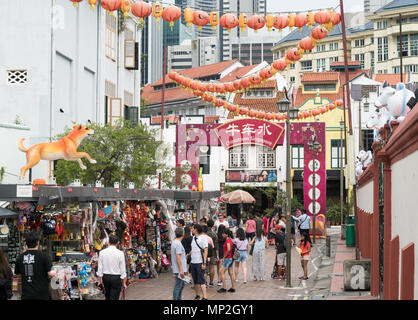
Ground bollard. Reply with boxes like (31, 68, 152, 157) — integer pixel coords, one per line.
(326, 235, 331, 257)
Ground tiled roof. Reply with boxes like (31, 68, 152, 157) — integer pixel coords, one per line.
(276, 24, 345, 45)
(142, 85, 195, 104)
(205, 116, 220, 123)
(295, 88, 343, 107)
(301, 72, 340, 83)
(348, 21, 374, 33)
(153, 60, 239, 87)
(151, 115, 180, 125)
(373, 73, 410, 85)
(232, 92, 286, 114)
(375, 0, 418, 13)
(221, 65, 259, 82)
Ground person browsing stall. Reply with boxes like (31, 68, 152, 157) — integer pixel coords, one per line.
(97, 234, 127, 300)
(171, 228, 188, 300)
(14, 232, 56, 300)
(190, 224, 208, 300)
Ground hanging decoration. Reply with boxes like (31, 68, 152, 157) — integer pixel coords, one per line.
(307, 11, 315, 29)
(288, 13, 296, 30)
(101, 0, 121, 15)
(152, 2, 163, 23)
(239, 13, 248, 32)
(299, 37, 316, 51)
(314, 10, 331, 27)
(294, 13, 308, 31)
(131, 1, 152, 23)
(162, 5, 181, 30)
(88, 0, 97, 10)
(210, 12, 219, 31)
(70, 0, 83, 7)
(247, 15, 265, 33)
(184, 7, 194, 29)
(193, 10, 210, 31)
(274, 15, 289, 33)
(265, 14, 274, 31)
(121, 0, 131, 17)
(311, 25, 328, 42)
(220, 13, 239, 33)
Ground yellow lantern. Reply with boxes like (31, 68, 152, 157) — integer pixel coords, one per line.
(121, 0, 131, 17)
(288, 13, 295, 30)
(152, 2, 163, 23)
(87, 0, 97, 10)
(184, 7, 194, 29)
(265, 14, 274, 31)
(307, 11, 315, 29)
(327, 9, 334, 30)
(239, 13, 247, 32)
(210, 11, 219, 31)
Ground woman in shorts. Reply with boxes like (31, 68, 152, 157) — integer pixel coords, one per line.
(233, 228, 249, 284)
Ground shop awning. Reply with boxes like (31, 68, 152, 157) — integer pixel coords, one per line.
(0, 207, 19, 217)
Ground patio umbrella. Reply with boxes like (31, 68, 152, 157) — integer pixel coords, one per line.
(220, 190, 256, 204)
(0, 207, 19, 218)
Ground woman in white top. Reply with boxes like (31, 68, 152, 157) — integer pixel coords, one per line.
(249, 227, 268, 281)
(214, 214, 229, 233)
(233, 228, 249, 284)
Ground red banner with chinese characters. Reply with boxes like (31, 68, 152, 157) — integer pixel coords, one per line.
(214, 119, 285, 150)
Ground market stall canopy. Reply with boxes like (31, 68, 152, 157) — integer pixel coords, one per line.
(0, 207, 19, 218)
(220, 190, 256, 204)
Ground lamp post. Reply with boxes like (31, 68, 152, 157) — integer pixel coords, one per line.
(278, 88, 299, 288)
(340, 120, 345, 231)
(308, 134, 321, 244)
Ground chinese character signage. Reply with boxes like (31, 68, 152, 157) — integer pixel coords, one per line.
(215, 119, 285, 150)
(225, 170, 278, 183)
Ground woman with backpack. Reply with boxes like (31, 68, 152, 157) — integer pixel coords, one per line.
(0, 248, 13, 300)
(250, 227, 268, 281)
(233, 228, 249, 284)
(217, 229, 236, 293)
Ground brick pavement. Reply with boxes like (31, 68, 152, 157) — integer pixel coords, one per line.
(125, 241, 324, 300)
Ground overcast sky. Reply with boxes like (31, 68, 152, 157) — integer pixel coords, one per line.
(268, 0, 365, 13)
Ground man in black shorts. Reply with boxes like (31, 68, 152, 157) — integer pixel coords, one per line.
(190, 224, 208, 300)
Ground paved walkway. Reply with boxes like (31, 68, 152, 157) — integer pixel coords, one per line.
(126, 238, 325, 300)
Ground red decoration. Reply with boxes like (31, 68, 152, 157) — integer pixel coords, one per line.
(335, 99, 344, 107)
(312, 109, 321, 116)
(286, 48, 301, 62)
(190, 80, 199, 91)
(224, 82, 235, 92)
(329, 103, 337, 110)
(240, 77, 251, 88)
(314, 10, 331, 25)
(239, 107, 249, 115)
(294, 13, 308, 30)
(70, 0, 83, 7)
(131, 1, 152, 20)
(162, 5, 181, 28)
(198, 82, 206, 92)
(249, 74, 262, 85)
(215, 83, 225, 93)
(320, 106, 327, 114)
(247, 15, 265, 32)
(299, 37, 315, 51)
(272, 59, 287, 71)
(206, 83, 215, 92)
(215, 98, 225, 107)
(273, 15, 289, 31)
(220, 13, 239, 31)
(193, 10, 210, 29)
(257, 112, 266, 120)
(331, 12, 342, 26)
(311, 26, 328, 41)
(233, 80, 243, 91)
(168, 71, 177, 80)
(101, 0, 121, 13)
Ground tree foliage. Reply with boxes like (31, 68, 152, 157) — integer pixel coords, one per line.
(54, 120, 174, 188)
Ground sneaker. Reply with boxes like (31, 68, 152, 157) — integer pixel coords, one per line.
(235, 279, 239, 282)
(208, 283, 214, 288)
(201, 298, 208, 300)
(243, 281, 247, 284)
(227, 288, 236, 293)
(217, 281, 223, 286)
(194, 295, 201, 300)
(217, 288, 227, 293)
(298, 276, 304, 280)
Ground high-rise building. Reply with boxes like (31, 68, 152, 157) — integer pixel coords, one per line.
(364, 0, 393, 13)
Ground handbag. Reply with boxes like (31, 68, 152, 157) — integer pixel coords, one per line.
(232, 243, 240, 260)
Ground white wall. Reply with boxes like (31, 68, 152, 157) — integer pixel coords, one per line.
(391, 150, 418, 299)
(357, 180, 374, 213)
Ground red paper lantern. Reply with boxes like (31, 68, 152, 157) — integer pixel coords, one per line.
(198, 82, 206, 92)
(275, 113, 283, 121)
(299, 37, 315, 51)
(220, 14, 239, 32)
(335, 100, 344, 107)
(224, 82, 235, 92)
(101, 0, 121, 14)
(315, 11, 331, 25)
(294, 13, 308, 30)
(233, 80, 243, 91)
(312, 109, 321, 116)
(273, 15, 289, 31)
(203, 94, 213, 102)
(206, 83, 215, 92)
(168, 71, 177, 80)
(190, 80, 199, 91)
(249, 74, 261, 85)
(240, 77, 251, 88)
(297, 112, 303, 120)
(272, 59, 287, 72)
(215, 83, 225, 93)
(304, 111, 311, 118)
(162, 5, 181, 29)
(320, 106, 327, 114)
(131, 1, 152, 21)
(227, 104, 236, 112)
(257, 112, 266, 120)
(329, 103, 337, 110)
(215, 98, 224, 107)
(182, 78, 191, 87)
(249, 109, 257, 118)
(193, 10, 210, 30)
(247, 15, 265, 33)
(70, 0, 83, 7)
(332, 12, 342, 26)
(311, 26, 328, 41)
(286, 48, 301, 62)
(239, 108, 249, 115)
(259, 69, 270, 80)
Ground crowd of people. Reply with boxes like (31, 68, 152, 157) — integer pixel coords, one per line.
(170, 205, 313, 300)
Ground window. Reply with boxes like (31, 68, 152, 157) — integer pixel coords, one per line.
(199, 146, 211, 174)
(410, 34, 418, 56)
(317, 45, 321, 52)
(331, 140, 346, 168)
(355, 39, 365, 47)
(321, 44, 326, 52)
(330, 43, 334, 50)
(334, 42, 339, 50)
(290, 76, 296, 83)
(105, 14, 117, 61)
(355, 54, 365, 69)
(292, 145, 304, 169)
(393, 66, 401, 74)
(405, 65, 418, 73)
(257, 146, 276, 168)
(124, 106, 138, 126)
(362, 130, 374, 152)
(290, 63, 295, 69)
(7, 70, 28, 84)
(371, 37, 374, 45)
(329, 57, 338, 65)
(301, 60, 312, 70)
(371, 51, 375, 71)
(316, 58, 326, 72)
(378, 37, 388, 61)
(377, 20, 387, 30)
(229, 146, 248, 168)
(397, 35, 409, 57)
(304, 83, 337, 92)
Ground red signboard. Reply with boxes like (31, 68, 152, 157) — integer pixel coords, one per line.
(214, 119, 285, 150)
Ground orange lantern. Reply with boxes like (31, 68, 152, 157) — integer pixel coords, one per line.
(265, 113, 274, 121)
(320, 106, 327, 114)
(312, 109, 321, 116)
(329, 103, 337, 110)
(239, 108, 249, 116)
(303, 111, 311, 118)
(265, 14, 274, 31)
(198, 82, 207, 92)
(131, 1, 152, 22)
(152, 2, 163, 23)
(286, 48, 301, 62)
(101, 0, 121, 15)
(335, 99, 344, 107)
(249, 74, 261, 85)
(272, 59, 287, 72)
(206, 83, 215, 92)
(220, 14, 239, 33)
(294, 13, 307, 30)
(311, 26, 328, 41)
(239, 14, 248, 32)
(249, 110, 258, 118)
(215, 99, 225, 107)
(240, 77, 251, 88)
(70, 0, 83, 7)
(183, 78, 192, 88)
(297, 112, 303, 120)
(190, 80, 199, 91)
(224, 82, 235, 92)
(121, 0, 131, 17)
(314, 10, 331, 26)
(258, 112, 266, 120)
(162, 5, 181, 30)
(307, 12, 315, 29)
(227, 104, 236, 112)
(168, 71, 177, 80)
(210, 12, 219, 31)
(193, 10, 210, 30)
(215, 83, 225, 94)
(87, 0, 97, 9)
(332, 12, 342, 27)
(299, 37, 315, 51)
(203, 94, 213, 103)
(247, 15, 265, 33)
(274, 15, 289, 32)
(288, 14, 295, 30)
(265, 67, 275, 78)
(259, 68, 269, 80)
(184, 8, 194, 28)
(275, 113, 283, 121)
(233, 80, 243, 91)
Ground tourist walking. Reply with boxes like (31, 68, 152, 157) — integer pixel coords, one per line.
(206, 219, 219, 287)
(217, 229, 236, 293)
(250, 228, 268, 281)
(190, 224, 208, 300)
(97, 234, 127, 300)
(216, 224, 227, 286)
(214, 213, 229, 233)
(176, 219, 185, 228)
(14, 232, 56, 300)
(245, 214, 256, 241)
(171, 228, 188, 300)
(292, 209, 312, 244)
(254, 212, 264, 233)
(0, 248, 13, 300)
(299, 233, 312, 280)
(262, 214, 269, 237)
(182, 226, 193, 271)
(274, 226, 287, 280)
(233, 228, 249, 284)
(201, 225, 215, 286)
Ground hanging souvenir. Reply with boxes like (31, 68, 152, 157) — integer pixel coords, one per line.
(162, 5, 181, 31)
(273, 15, 289, 33)
(295, 13, 308, 31)
(299, 37, 315, 51)
(314, 10, 331, 26)
(131, 1, 152, 22)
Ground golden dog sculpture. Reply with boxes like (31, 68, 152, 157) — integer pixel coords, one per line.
(311, 214, 327, 238)
(18, 125, 96, 179)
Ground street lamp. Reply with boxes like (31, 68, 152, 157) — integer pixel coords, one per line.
(277, 88, 298, 288)
(340, 120, 345, 233)
(308, 134, 321, 244)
